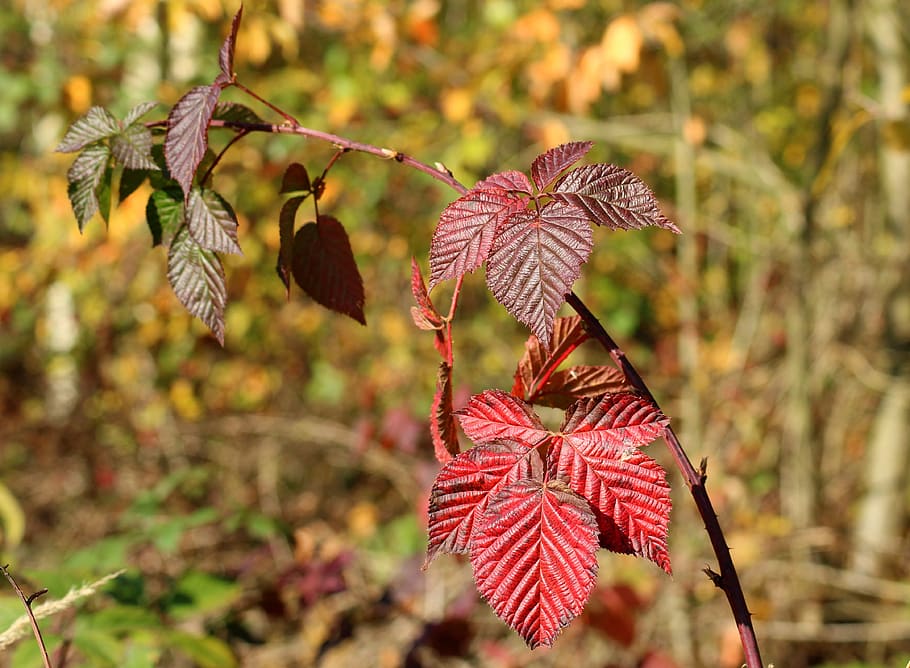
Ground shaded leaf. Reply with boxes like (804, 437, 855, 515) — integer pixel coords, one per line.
(218, 5, 243, 82)
(123, 101, 159, 127)
(97, 164, 113, 224)
(56, 106, 120, 153)
(67, 142, 111, 230)
(213, 101, 265, 125)
(471, 478, 599, 648)
(165, 85, 222, 198)
(476, 170, 533, 194)
(167, 226, 227, 345)
(549, 393, 671, 572)
(532, 365, 629, 409)
(552, 164, 680, 233)
(112, 123, 157, 170)
(531, 141, 593, 192)
(280, 163, 311, 194)
(429, 188, 525, 288)
(146, 187, 185, 247)
(430, 362, 460, 464)
(291, 215, 366, 324)
(485, 200, 592, 347)
(187, 187, 242, 255)
(119, 168, 150, 203)
(513, 315, 590, 401)
(455, 389, 550, 447)
(276, 195, 306, 296)
(424, 441, 541, 568)
(410, 257, 443, 330)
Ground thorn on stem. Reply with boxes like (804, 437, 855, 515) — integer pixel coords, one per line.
(703, 566, 724, 588)
(699, 456, 708, 483)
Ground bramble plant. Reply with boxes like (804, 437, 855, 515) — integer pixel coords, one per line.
(55, 6, 764, 664)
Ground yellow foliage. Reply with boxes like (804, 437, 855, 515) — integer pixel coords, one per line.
(440, 88, 473, 124)
(64, 75, 93, 114)
(600, 15, 642, 76)
(170, 378, 202, 420)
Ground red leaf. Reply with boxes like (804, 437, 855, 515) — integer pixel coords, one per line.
(532, 365, 630, 409)
(550, 394, 672, 572)
(218, 5, 243, 83)
(431, 362, 460, 464)
(456, 389, 550, 447)
(485, 200, 592, 347)
(280, 163, 311, 194)
(410, 257, 443, 330)
(471, 478, 599, 648)
(552, 163, 681, 233)
(530, 141, 593, 192)
(429, 188, 525, 288)
(476, 170, 533, 194)
(512, 315, 589, 400)
(291, 215, 366, 324)
(424, 441, 541, 568)
(165, 85, 221, 199)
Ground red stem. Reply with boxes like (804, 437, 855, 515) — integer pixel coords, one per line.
(565, 292, 763, 668)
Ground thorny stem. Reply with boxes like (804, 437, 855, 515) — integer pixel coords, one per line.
(195, 113, 763, 665)
(565, 292, 764, 668)
(1, 565, 52, 668)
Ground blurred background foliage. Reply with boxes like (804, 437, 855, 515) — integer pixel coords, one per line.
(1, 0, 908, 666)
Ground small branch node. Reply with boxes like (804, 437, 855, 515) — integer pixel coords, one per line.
(380, 148, 398, 159)
(703, 566, 724, 589)
(26, 589, 48, 606)
(699, 456, 709, 482)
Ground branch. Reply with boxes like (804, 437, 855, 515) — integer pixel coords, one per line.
(564, 292, 764, 668)
(1, 565, 52, 668)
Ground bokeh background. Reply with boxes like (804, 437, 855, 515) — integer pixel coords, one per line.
(1, 0, 908, 666)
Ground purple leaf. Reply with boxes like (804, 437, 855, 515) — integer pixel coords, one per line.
(291, 215, 366, 324)
(552, 164, 680, 233)
(280, 163, 311, 194)
(485, 200, 592, 347)
(218, 5, 243, 82)
(165, 85, 222, 199)
(429, 188, 526, 288)
(530, 141, 593, 192)
(167, 226, 227, 345)
(276, 195, 306, 296)
(476, 170, 533, 194)
(213, 101, 264, 125)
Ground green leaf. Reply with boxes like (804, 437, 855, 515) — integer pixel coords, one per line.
(112, 123, 157, 170)
(119, 168, 150, 203)
(72, 628, 123, 666)
(212, 101, 264, 125)
(186, 187, 242, 255)
(168, 572, 241, 621)
(98, 164, 113, 224)
(66, 535, 131, 572)
(0, 480, 25, 548)
(123, 101, 158, 127)
(146, 188, 185, 247)
(56, 106, 120, 153)
(163, 631, 237, 668)
(82, 605, 162, 632)
(67, 143, 111, 230)
(12, 632, 62, 668)
(167, 227, 227, 344)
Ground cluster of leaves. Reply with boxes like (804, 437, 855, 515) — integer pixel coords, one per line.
(56, 5, 682, 651)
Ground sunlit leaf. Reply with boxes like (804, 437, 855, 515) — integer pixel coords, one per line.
(429, 188, 526, 288)
(146, 187, 185, 247)
(122, 101, 159, 127)
(186, 187, 242, 255)
(165, 85, 222, 198)
(476, 170, 533, 194)
(471, 478, 599, 648)
(56, 106, 120, 153)
(550, 393, 671, 572)
(67, 142, 111, 230)
(456, 389, 550, 447)
(485, 200, 592, 347)
(532, 365, 629, 409)
(530, 141, 593, 191)
(291, 215, 366, 324)
(424, 441, 541, 567)
(167, 226, 226, 345)
(218, 5, 244, 83)
(112, 123, 157, 170)
(552, 164, 680, 233)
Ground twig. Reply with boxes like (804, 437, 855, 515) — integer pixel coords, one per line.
(1, 564, 52, 668)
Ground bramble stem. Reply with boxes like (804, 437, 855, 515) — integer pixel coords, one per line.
(565, 292, 763, 668)
(1, 565, 52, 668)
(201, 114, 763, 665)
